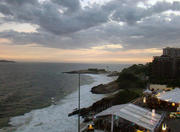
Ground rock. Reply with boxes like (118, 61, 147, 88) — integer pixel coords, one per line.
(68, 90, 141, 118)
(91, 81, 119, 94)
(63, 68, 109, 74)
(0, 60, 15, 63)
(107, 71, 120, 77)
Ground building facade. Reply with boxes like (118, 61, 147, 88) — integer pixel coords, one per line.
(163, 47, 180, 57)
(152, 47, 180, 79)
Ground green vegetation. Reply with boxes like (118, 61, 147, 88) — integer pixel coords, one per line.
(70, 65, 147, 117)
(116, 64, 150, 89)
(116, 72, 147, 89)
(108, 89, 143, 105)
(70, 89, 142, 117)
(120, 63, 180, 87)
(0, 117, 10, 128)
(121, 63, 152, 76)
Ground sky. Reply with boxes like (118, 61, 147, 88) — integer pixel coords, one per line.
(0, 0, 180, 64)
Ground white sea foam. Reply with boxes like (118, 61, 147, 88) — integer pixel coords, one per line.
(2, 74, 115, 132)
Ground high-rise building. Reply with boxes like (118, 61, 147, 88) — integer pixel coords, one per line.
(163, 47, 180, 57)
(152, 47, 180, 79)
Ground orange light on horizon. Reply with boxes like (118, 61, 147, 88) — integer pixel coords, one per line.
(0, 42, 159, 63)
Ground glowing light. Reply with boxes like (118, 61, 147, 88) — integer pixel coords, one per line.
(88, 124, 94, 130)
(136, 130, 143, 132)
(162, 123, 167, 131)
(143, 97, 146, 103)
(172, 103, 175, 107)
(152, 109, 155, 117)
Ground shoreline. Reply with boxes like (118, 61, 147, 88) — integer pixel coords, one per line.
(0, 73, 94, 129)
(91, 80, 119, 94)
(68, 89, 142, 118)
(68, 65, 149, 122)
(1, 74, 115, 132)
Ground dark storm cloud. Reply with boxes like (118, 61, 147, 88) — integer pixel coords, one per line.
(0, 0, 109, 35)
(0, 4, 12, 15)
(0, 0, 180, 50)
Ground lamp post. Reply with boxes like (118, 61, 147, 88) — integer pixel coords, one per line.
(111, 115, 114, 132)
(78, 73, 80, 132)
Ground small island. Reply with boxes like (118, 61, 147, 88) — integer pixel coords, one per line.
(0, 60, 16, 63)
(64, 68, 109, 74)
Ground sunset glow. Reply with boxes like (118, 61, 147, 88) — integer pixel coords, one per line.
(0, 0, 180, 63)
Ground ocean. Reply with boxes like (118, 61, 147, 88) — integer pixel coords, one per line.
(0, 63, 129, 132)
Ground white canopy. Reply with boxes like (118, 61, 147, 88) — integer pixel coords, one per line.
(143, 89, 152, 94)
(96, 103, 163, 132)
(156, 88, 180, 103)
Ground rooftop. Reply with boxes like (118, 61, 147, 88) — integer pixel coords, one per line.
(164, 47, 180, 50)
(143, 89, 152, 94)
(156, 88, 180, 104)
(96, 103, 163, 131)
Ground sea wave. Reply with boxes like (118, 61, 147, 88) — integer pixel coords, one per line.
(1, 74, 115, 132)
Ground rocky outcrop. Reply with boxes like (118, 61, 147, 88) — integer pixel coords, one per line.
(64, 68, 109, 74)
(68, 97, 113, 118)
(107, 71, 120, 77)
(68, 90, 140, 118)
(0, 60, 15, 63)
(91, 81, 119, 94)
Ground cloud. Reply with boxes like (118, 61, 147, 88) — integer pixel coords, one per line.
(0, 22, 38, 33)
(0, 0, 180, 51)
(0, 41, 159, 63)
(52, 0, 80, 13)
(92, 44, 123, 51)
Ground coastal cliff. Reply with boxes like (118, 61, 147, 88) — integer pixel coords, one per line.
(91, 81, 119, 94)
(69, 64, 149, 118)
(68, 89, 142, 118)
(91, 71, 147, 94)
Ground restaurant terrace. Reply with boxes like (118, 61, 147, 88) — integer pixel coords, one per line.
(156, 88, 180, 105)
(95, 103, 165, 132)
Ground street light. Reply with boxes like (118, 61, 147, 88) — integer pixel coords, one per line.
(78, 73, 80, 132)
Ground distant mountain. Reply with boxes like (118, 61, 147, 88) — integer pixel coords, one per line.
(0, 60, 16, 63)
